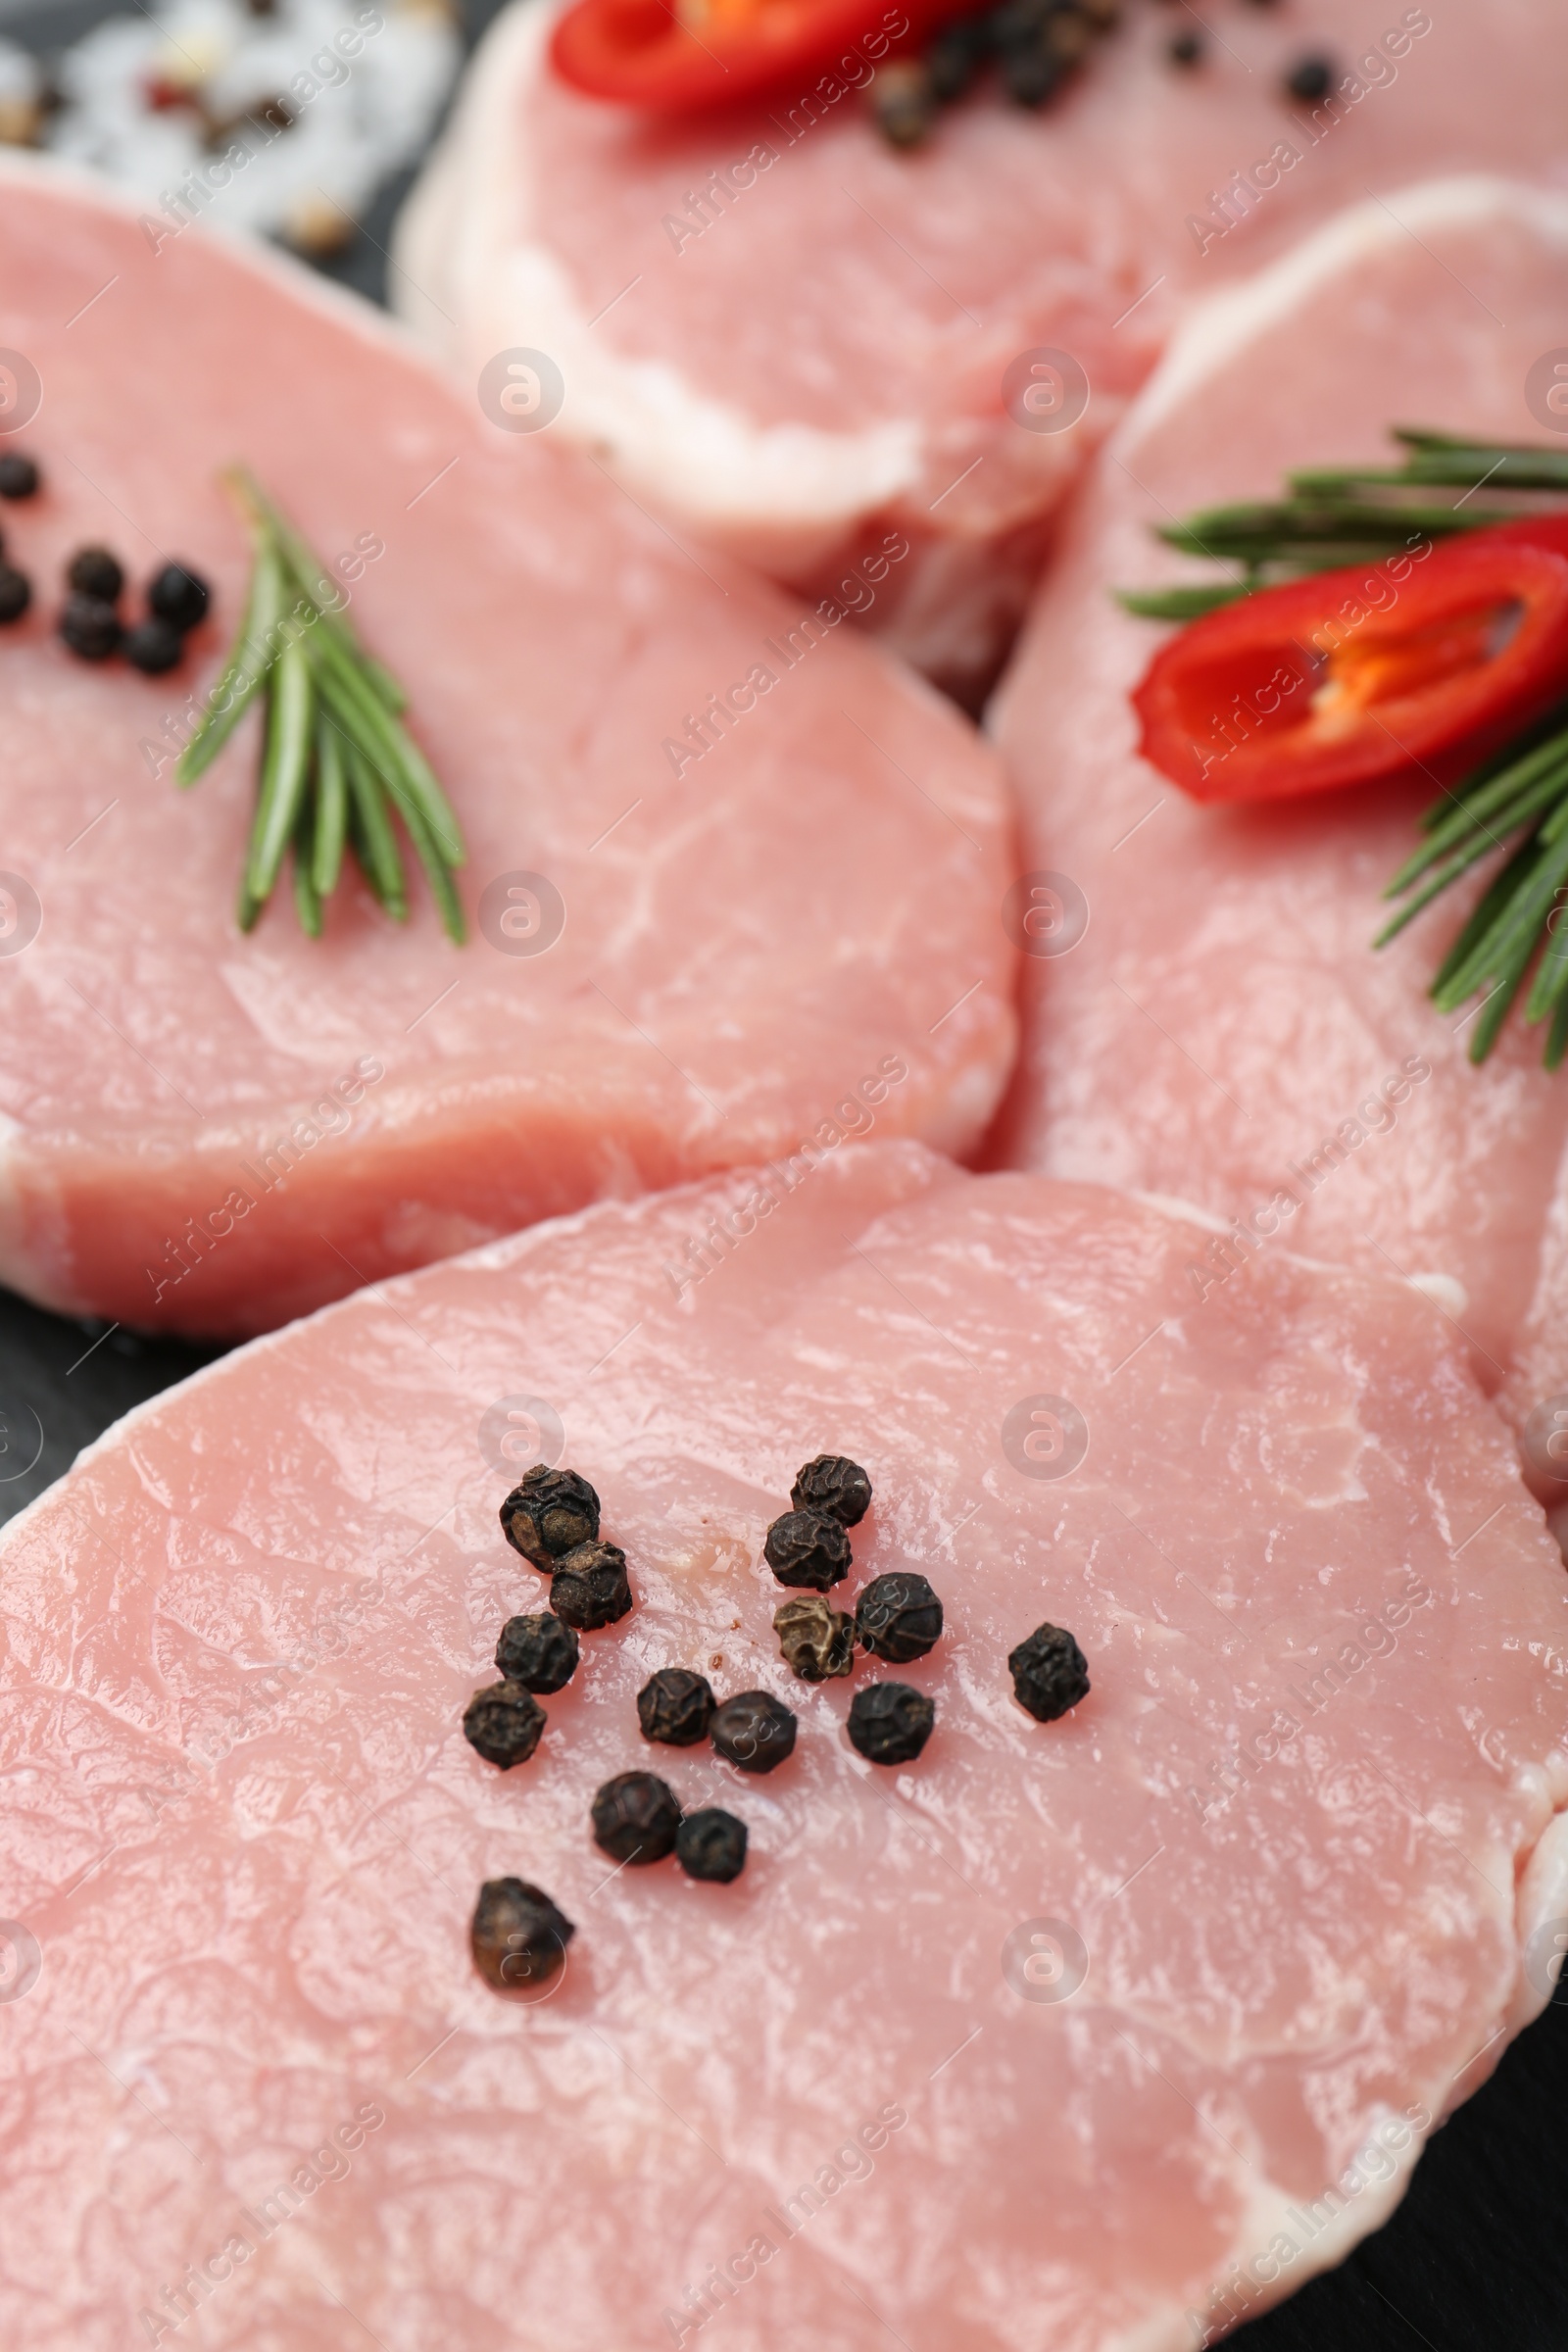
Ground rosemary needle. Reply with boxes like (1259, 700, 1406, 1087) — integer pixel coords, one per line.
(175, 469, 466, 941)
(312, 717, 348, 899)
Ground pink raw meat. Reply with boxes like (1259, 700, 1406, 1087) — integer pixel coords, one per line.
(393, 0, 1568, 693)
(2, 1140, 1565, 2351)
(989, 177, 1568, 1459)
(0, 157, 1013, 1342)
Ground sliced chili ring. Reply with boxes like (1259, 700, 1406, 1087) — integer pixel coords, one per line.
(1133, 525, 1568, 805)
(550, 0, 948, 111)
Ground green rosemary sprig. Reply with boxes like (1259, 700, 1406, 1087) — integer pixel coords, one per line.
(1119, 427, 1568, 1066)
(1114, 427, 1568, 623)
(175, 468, 466, 942)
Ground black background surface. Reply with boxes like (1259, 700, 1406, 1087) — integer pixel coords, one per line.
(1, 0, 1564, 2338)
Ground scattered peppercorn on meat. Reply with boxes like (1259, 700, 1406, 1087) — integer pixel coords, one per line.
(4, 1142, 1562, 2351)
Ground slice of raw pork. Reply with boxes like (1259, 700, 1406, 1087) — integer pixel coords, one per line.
(1, 1139, 1564, 2352)
(393, 0, 1568, 694)
(988, 176, 1568, 1460)
(0, 157, 1012, 1341)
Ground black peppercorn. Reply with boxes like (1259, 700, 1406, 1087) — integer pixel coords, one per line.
(122, 617, 184, 675)
(773, 1592, 855, 1682)
(1168, 29, 1202, 66)
(550, 1540, 633, 1629)
(1284, 52, 1335, 103)
(856, 1572, 944, 1664)
(926, 20, 988, 101)
(711, 1689, 798, 1774)
(471, 1877, 575, 1993)
(0, 453, 39, 499)
(60, 593, 122, 661)
(676, 1807, 748, 1883)
(67, 546, 123, 603)
(764, 1507, 851, 1591)
(148, 562, 211, 631)
(463, 1679, 547, 1768)
(500, 1464, 601, 1568)
(637, 1667, 715, 1745)
(591, 1770, 682, 1863)
(872, 59, 937, 147)
(1008, 1622, 1091, 1722)
(1045, 8, 1094, 65)
(495, 1610, 579, 1693)
(0, 564, 29, 623)
(791, 1453, 873, 1526)
(1001, 44, 1066, 106)
(847, 1682, 935, 1766)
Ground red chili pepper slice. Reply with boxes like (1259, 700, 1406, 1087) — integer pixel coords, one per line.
(1133, 521, 1568, 805)
(551, 0, 940, 111)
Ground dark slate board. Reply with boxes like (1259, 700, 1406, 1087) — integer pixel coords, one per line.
(0, 3, 1563, 2336)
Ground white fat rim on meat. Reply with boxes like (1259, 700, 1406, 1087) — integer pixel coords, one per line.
(1119, 173, 1568, 458)
(1105, 2137, 1425, 2351)
(391, 0, 923, 553)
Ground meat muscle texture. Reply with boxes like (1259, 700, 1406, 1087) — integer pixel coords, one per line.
(393, 0, 1568, 692)
(0, 159, 1013, 1340)
(2, 1141, 1565, 2351)
(989, 177, 1568, 1466)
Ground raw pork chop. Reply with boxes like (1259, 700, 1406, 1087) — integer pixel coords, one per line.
(0, 158, 1013, 1342)
(2, 1140, 1565, 2352)
(393, 0, 1568, 693)
(989, 177, 1568, 1454)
